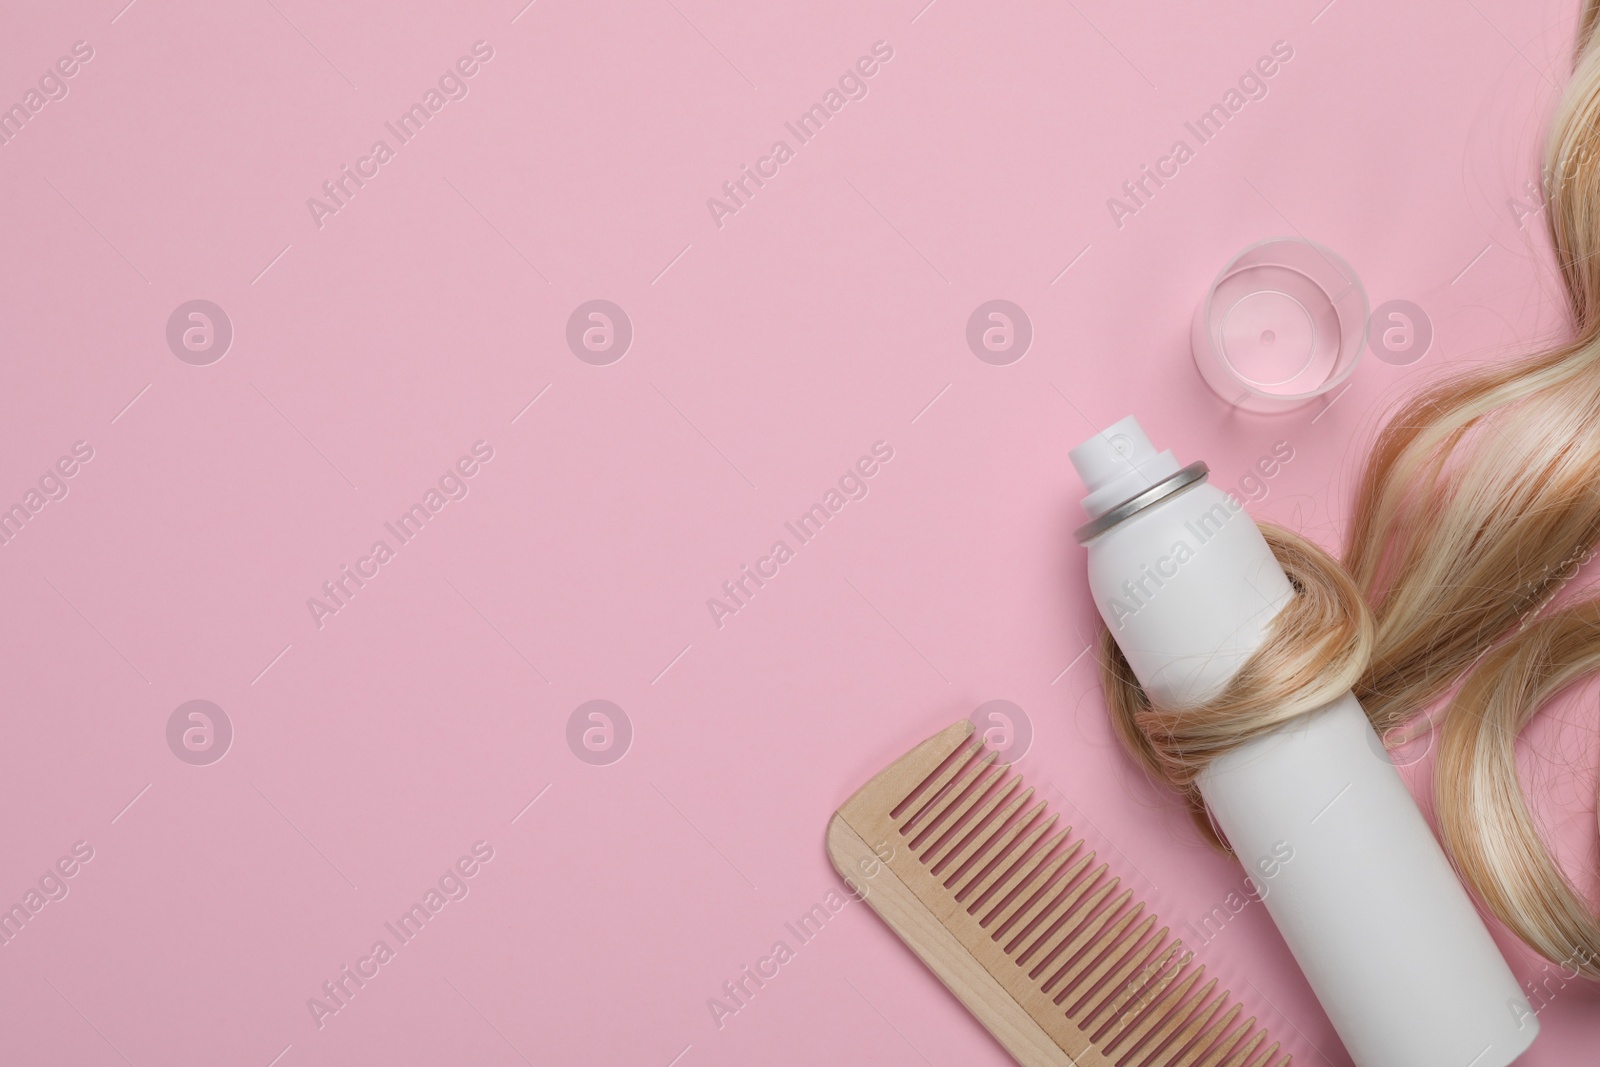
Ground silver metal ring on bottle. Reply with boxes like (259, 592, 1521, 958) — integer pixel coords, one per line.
(1073, 461, 1210, 544)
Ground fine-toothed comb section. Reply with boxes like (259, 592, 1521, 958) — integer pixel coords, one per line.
(826, 720, 1289, 1067)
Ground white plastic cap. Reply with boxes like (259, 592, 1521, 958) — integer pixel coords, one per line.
(1069, 415, 1181, 519)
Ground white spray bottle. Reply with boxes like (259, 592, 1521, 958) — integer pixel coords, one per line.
(1069, 415, 1536, 1067)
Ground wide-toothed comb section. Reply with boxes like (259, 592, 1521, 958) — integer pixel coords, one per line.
(1169, 1001, 1243, 1067)
(897, 740, 987, 832)
(1033, 891, 1138, 990)
(1097, 948, 1193, 1051)
(940, 798, 1035, 895)
(907, 752, 1005, 850)
(1012, 872, 1120, 964)
(828, 720, 1293, 1067)
(957, 803, 1056, 904)
(989, 846, 1094, 940)
(928, 776, 1028, 874)
(1133, 978, 1222, 1067)
(970, 821, 1071, 917)
(1107, 964, 1207, 1059)
(1087, 941, 1185, 1035)
(1050, 908, 1152, 1005)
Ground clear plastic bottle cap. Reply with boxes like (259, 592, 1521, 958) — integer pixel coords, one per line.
(1192, 237, 1368, 414)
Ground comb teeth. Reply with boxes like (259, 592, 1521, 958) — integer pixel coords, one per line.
(829, 720, 1292, 1067)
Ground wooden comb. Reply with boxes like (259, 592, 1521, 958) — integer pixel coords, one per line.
(827, 719, 1290, 1067)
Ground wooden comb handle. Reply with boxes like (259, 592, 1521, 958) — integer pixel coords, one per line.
(828, 812, 1094, 1066)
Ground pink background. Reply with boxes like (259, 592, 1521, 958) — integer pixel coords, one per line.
(2, 0, 1598, 1064)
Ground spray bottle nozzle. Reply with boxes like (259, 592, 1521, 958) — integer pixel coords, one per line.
(1069, 415, 1182, 521)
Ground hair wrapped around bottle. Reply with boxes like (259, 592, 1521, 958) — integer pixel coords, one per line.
(1100, 523, 1600, 975)
(1101, 0, 1600, 973)
(1099, 524, 1372, 849)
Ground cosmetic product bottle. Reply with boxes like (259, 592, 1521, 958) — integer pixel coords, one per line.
(1069, 416, 1536, 1067)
